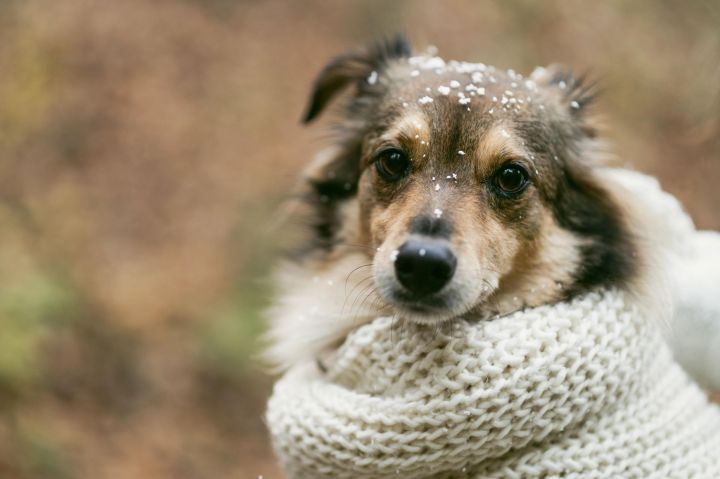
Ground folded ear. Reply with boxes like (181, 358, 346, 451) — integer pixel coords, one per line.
(302, 34, 412, 123)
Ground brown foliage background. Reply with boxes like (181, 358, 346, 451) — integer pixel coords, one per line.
(0, 1, 717, 478)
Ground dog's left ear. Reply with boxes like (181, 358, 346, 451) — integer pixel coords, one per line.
(532, 64, 599, 136)
(302, 34, 412, 123)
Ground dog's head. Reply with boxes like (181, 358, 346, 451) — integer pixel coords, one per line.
(298, 35, 636, 325)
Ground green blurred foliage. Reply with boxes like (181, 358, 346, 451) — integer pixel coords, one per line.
(0, 270, 78, 395)
(197, 292, 267, 376)
(0, 207, 79, 398)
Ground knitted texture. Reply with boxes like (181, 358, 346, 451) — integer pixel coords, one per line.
(267, 290, 720, 478)
(266, 170, 720, 478)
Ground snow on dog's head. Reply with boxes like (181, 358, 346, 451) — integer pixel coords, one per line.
(266, 36, 640, 368)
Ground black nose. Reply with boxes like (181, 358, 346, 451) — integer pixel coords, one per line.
(394, 239, 457, 296)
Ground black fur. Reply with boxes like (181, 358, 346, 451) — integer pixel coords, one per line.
(553, 169, 636, 295)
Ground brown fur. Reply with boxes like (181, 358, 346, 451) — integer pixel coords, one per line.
(266, 36, 639, 367)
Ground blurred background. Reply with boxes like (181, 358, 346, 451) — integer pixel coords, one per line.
(0, 0, 717, 477)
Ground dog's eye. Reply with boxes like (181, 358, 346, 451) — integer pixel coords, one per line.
(375, 149, 410, 182)
(495, 164, 529, 194)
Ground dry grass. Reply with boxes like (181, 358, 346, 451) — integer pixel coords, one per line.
(0, 1, 717, 477)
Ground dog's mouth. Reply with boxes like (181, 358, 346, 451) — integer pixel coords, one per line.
(390, 289, 453, 312)
(388, 295, 463, 323)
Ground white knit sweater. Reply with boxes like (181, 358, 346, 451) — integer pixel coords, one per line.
(266, 170, 720, 478)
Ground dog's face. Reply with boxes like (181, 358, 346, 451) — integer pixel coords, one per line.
(357, 64, 588, 324)
(299, 37, 635, 325)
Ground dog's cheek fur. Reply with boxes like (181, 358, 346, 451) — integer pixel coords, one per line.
(484, 210, 586, 314)
(468, 182, 541, 272)
(474, 215, 520, 278)
(551, 166, 637, 295)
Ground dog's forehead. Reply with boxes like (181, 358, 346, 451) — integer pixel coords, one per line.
(379, 55, 552, 139)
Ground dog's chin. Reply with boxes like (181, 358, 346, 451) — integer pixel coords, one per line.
(383, 287, 479, 325)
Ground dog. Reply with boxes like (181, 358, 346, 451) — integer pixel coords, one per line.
(266, 35, 649, 369)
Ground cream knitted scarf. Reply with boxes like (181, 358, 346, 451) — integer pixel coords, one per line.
(266, 171, 720, 478)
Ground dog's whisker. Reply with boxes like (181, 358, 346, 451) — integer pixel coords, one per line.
(356, 287, 380, 318)
(341, 275, 374, 317)
(352, 287, 380, 326)
(344, 263, 373, 295)
(347, 282, 377, 326)
(368, 295, 390, 320)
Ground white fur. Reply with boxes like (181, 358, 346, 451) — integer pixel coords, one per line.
(667, 230, 720, 390)
(264, 253, 384, 370)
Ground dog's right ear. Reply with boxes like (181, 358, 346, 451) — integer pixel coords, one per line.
(302, 34, 412, 123)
